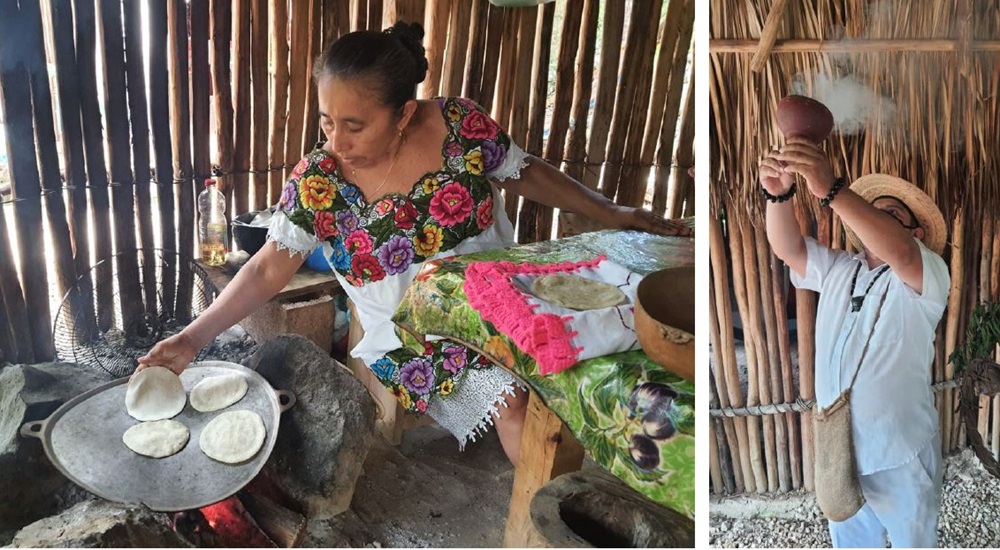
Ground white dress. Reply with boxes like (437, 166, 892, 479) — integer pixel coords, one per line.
(267, 97, 530, 448)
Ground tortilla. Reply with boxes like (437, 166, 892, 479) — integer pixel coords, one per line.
(530, 274, 628, 311)
(199, 410, 266, 464)
(190, 373, 249, 412)
(125, 366, 187, 421)
(122, 419, 190, 458)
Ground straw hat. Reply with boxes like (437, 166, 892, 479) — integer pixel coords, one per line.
(845, 174, 947, 256)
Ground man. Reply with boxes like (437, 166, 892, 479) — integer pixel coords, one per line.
(760, 137, 950, 548)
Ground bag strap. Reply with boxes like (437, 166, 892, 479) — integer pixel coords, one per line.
(845, 282, 891, 392)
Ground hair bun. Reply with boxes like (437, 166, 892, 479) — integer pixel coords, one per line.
(385, 21, 428, 84)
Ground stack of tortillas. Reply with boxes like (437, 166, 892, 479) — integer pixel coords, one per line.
(122, 365, 266, 464)
(123, 367, 189, 458)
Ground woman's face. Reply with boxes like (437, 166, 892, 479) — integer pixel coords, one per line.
(316, 77, 402, 171)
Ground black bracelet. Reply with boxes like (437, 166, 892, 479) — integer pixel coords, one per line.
(761, 184, 796, 203)
(819, 177, 846, 207)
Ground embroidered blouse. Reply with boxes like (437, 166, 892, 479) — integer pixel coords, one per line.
(266, 97, 529, 419)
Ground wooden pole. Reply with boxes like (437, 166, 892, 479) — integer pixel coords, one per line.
(516, 2, 554, 243)
(368, 0, 383, 30)
(749, 0, 790, 72)
(562, 0, 598, 183)
(507, 7, 538, 148)
(211, 0, 235, 225)
(944, 206, 965, 453)
(796, 200, 818, 491)
(709, 269, 743, 493)
(99, 0, 143, 331)
(581, 1, 624, 192)
(601, 0, 658, 203)
(123, 0, 158, 313)
(233, 0, 252, 218)
(668, 70, 695, 219)
(462, 0, 488, 101)
(74, 0, 115, 331)
(493, 8, 519, 135)
(44, 0, 94, 347)
(712, 38, 1000, 54)
(709, 212, 754, 492)
(420, 0, 450, 99)
(303, 0, 323, 156)
(268, 0, 290, 204)
(351, 0, 367, 31)
(773, 253, 801, 489)
(476, 3, 503, 110)
(251, 0, 269, 209)
(756, 224, 789, 491)
(147, 0, 178, 314)
(169, 0, 195, 320)
(440, 0, 471, 97)
(384, 0, 426, 28)
(284, 0, 311, 181)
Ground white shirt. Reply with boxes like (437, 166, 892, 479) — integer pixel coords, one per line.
(790, 237, 950, 474)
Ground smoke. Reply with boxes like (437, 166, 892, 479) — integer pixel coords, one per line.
(790, 74, 898, 136)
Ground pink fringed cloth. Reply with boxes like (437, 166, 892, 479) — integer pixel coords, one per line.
(463, 255, 642, 375)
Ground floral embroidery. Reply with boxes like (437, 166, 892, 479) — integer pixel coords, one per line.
(313, 211, 338, 240)
(377, 339, 492, 414)
(351, 253, 385, 284)
(463, 150, 484, 175)
(344, 230, 373, 255)
(375, 198, 394, 216)
(298, 174, 336, 210)
(476, 196, 494, 230)
(429, 182, 474, 227)
(393, 201, 419, 230)
(414, 224, 444, 256)
(460, 109, 498, 140)
(377, 235, 416, 275)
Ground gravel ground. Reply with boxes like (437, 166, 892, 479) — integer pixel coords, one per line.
(710, 449, 1000, 548)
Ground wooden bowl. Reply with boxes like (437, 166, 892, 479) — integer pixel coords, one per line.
(776, 95, 834, 143)
(636, 266, 694, 381)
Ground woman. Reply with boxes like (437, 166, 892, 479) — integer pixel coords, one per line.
(139, 22, 691, 465)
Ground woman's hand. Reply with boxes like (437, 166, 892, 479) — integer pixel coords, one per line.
(135, 331, 200, 376)
(611, 205, 693, 237)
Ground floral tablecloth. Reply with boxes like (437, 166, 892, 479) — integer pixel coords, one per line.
(392, 227, 696, 517)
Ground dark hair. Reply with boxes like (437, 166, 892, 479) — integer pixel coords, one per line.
(313, 21, 429, 110)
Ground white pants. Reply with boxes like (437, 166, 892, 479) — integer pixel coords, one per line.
(829, 433, 942, 548)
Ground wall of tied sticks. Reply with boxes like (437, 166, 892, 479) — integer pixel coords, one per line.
(0, 0, 694, 365)
(709, 0, 1000, 495)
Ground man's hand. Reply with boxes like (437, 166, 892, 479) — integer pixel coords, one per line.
(759, 149, 795, 197)
(135, 332, 200, 377)
(775, 137, 835, 199)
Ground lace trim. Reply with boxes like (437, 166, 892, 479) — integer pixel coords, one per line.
(464, 256, 607, 375)
(426, 365, 527, 450)
(266, 211, 319, 258)
(487, 142, 530, 182)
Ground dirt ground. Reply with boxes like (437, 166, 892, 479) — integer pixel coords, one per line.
(306, 423, 515, 548)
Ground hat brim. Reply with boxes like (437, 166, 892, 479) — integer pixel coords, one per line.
(844, 174, 946, 256)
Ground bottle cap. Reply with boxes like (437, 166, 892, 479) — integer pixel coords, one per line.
(204, 178, 216, 187)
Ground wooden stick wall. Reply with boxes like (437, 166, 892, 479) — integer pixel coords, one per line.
(0, 0, 693, 364)
(709, 0, 1000, 494)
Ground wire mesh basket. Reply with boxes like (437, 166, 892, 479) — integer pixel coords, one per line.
(52, 249, 218, 378)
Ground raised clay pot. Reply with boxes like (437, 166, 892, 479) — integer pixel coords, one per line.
(776, 95, 834, 143)
(635, 266, 694, 381)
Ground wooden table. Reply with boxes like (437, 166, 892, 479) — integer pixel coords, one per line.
(391, 228, 696, 547)
(198, 253, 342, 353)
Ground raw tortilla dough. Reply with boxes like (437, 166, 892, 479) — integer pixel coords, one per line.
(531, 274, 628, 310)
(190, 373, 249, 412)
(199, 410, 266, 464)
(125, 366, 187, 421)
(122, 419, 190, 458)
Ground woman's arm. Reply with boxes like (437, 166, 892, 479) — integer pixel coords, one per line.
(136, 241, 306, 374)
(492, 155, 692, 237)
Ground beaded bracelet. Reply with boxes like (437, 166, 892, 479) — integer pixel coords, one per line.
(819, 177, 846, 207)
(760, 184, 796, 203)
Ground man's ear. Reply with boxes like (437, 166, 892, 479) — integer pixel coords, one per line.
(913, 226, 925, 241)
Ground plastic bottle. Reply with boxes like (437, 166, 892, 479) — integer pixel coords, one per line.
(198, 178, 228, 266)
